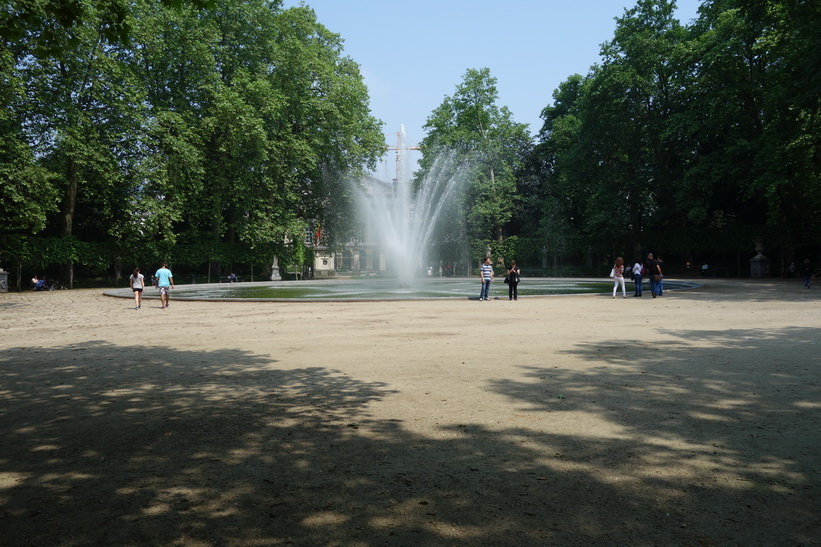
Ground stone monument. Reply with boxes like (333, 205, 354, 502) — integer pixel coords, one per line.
(749, 239, 770, 278)
(270, 256, 282, 281)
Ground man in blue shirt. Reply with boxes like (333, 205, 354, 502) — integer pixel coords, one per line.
(154, 263, 174, 309)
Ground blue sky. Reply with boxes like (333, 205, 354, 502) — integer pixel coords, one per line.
(282, 0, 702, 178)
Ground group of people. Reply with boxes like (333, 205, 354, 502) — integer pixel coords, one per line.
(128, 263, 174, 310)
(479, 257, 521, 301)
(30, 275, 48, 291)
(611, 253, 665, 299)
(481, 253, 666, 301)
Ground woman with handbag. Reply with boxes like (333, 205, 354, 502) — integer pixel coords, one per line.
(612, 257, 627, 298)
(645, 252, 663, 297)
(506, 260, 521, 301)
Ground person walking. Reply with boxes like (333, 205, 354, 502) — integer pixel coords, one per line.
(507, 260, 521, 301)
(646, 253, 662, 298)
(479, 257, 493, 301)
(632, 258, 644, 297)
(154, 262, 175, 309)
(800, 257, 812, 289)
(612, 257, 627, 298)
(129, 267, 145, 309)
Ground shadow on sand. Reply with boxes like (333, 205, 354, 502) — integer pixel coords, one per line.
(1, 302, 819, 544)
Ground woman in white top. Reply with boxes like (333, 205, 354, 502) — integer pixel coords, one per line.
(612, 257, 627, 298)
(130, 267, 145, 309)
(632, 259, 644, 297)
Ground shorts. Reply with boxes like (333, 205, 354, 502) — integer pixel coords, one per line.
(158, 286, 169, 296)
(132, 288, 143, 292)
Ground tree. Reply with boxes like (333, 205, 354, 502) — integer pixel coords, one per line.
(532, 0, 702, 267)
(9, 1, 146, 285)
(267, 6, 385, 250)
(128, 1, 384, 271)
(0, 47, 58, 239)
(420, 68, 531, 265)
(1, 0, 385, 282)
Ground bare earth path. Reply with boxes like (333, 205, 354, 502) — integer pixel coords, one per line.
(1, 279, 819, 545)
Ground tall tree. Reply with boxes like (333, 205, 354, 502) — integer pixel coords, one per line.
(267, 5, 385, 249)
(0, 45, 58, 240)
(420, 68, 531, 262)
(15, 1, 145, 285)
(533, 0, 698, 264)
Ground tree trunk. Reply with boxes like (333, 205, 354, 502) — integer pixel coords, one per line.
(210, 220, 221, 280)
(61, 159, 79, 288)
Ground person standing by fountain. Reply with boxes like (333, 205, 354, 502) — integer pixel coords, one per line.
(506, 260, 521, 301)
(612, 257, 627, 298)
(646, 253, 662, 298)
(479, 257, 493, 301)
(631, 258, 644, 297)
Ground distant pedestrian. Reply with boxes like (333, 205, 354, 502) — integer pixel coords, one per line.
(657, 256, 665, 295)
(154, 262, 174, 309)
(479, 257, 493, 301)
(612, 257, 627, 298)
(786, 261, 796, 278)
(506, 260, 521, 301)
(632, 258, 644, 297)
(129, 267, 145, 309)
(801, 257, 812, 289)
(646, 253, 662, 298)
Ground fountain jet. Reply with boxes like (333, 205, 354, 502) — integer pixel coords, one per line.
(357, 126, 465, 286)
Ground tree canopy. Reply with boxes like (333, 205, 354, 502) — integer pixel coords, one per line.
(3, 0, 819, 283)
(1, 0, 384, 284)
(524, 0, 821, 274)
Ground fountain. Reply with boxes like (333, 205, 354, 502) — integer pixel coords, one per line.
(356, 126, 467, 286)
(103, 127, 704, 302)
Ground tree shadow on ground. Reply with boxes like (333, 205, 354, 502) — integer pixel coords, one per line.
(488, 325, 821, 545)
(1, 333, 818, 545)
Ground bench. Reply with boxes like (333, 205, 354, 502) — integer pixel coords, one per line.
(219, 275, 243, 283)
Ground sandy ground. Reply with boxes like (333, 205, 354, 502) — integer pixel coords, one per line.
(1, 278, 819, 546)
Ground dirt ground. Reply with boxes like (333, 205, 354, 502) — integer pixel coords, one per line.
(1, 278, 819, 546)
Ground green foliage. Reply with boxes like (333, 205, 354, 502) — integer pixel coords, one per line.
(419, 68, 532, 265)
(1, 235, 109, 269)
(4, 0, 819, 280)
(530, 0, 821, 268)
(1, 0, 383, 279)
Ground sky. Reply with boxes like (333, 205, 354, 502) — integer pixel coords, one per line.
(282, 0, 703, 179)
